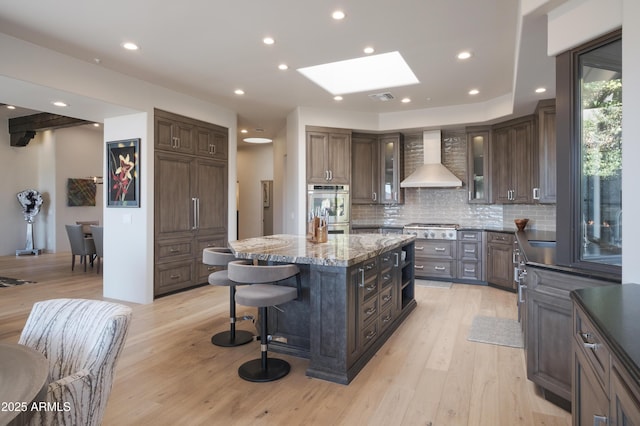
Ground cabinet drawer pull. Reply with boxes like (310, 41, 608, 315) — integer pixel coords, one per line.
(464, 267, 476, 273)
(434, 266, 446, 271)
(207, 266, 216, 271)
(434, 247, 446, 252)
(170, 274, 181, 280)
(415, 265, 424, 270)
(382, 315, 392, 323)
(366, 263, 375, 270)
(365, 284, 376, 292)
(382, 294, 392, 303)
(415, 246, 424, 251)
(382, 274, 391, 281)
(463, 234, 476, 239)
(365, 307, 376, 316)
(169, 248, 181, 253)
(464, 248, 476, 254)
(365, 330, 377, 340)
(580, 332, 600, 350)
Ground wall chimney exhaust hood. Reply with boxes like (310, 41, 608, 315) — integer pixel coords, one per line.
(400, 130, 462, 188)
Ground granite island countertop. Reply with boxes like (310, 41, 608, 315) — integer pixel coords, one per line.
(229, 233, 415, 267)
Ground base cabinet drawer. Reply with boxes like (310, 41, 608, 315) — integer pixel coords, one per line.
(414, 258, 455, 279)
(155, 261, 194, 295)
(458, 260, 482, 281)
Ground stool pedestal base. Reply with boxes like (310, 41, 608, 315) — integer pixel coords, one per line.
(211, 330, 253, 347)
(238, 358, 290, 382)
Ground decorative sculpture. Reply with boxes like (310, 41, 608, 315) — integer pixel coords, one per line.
(16, 189, 44, 256)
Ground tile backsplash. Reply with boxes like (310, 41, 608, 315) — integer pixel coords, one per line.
(351, 128, 557, 231)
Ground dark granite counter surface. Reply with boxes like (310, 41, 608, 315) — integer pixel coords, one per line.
(571, 284, 640, 387)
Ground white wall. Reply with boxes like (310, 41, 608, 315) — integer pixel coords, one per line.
(237, 144, 274, 239)
(0, 119, 44, 255)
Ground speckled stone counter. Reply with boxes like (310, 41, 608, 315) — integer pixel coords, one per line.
(229, 233, 415, 267)
(228, 233, 416, 384)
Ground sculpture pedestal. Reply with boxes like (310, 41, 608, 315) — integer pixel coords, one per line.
(16, 222, 42, 256)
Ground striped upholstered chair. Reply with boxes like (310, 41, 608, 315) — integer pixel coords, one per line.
(18, 298, 132, 426)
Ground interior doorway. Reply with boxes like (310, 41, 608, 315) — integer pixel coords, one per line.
(262, 180, 273, 236)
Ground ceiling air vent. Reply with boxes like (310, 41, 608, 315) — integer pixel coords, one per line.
(368, 92, 395, 102)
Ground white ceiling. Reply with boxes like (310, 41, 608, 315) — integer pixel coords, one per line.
(0, 0, 557, 143)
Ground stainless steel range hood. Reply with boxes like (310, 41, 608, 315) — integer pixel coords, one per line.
(400, 130, 462, 188)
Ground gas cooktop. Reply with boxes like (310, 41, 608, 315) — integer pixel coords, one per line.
(402, 223, 459, 240)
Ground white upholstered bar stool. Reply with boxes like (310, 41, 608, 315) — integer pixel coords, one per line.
(202, 248, 254, 347)
(228, 260, 301, 382)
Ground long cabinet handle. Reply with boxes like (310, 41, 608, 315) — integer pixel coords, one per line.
(394, 252, 399, 267)
(358, 268, 365, 287)
(533, 187, 540, 200)
(372, 192, 377, 201)
(192, 197, 198, 229)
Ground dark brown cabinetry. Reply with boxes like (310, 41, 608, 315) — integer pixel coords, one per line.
(491, 116, 535, 204)
(486, 232, 514, 290)
(572, 290, 640, 425)
(525, 267, 611, 405)
(414, 239, 456, 280)
(154, 109, 228, 297)
(533, 99, 557, 203)
(351, 132, 404, 204)
(306, 126, 351, 184)
(457, 230, 484, 282)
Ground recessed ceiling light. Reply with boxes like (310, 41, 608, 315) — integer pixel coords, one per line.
(52, 101, 68, 107)
(457, 51, 472, 60)
(363, 46, 375, 54)
(332, 10, 346, 20)
(401, 97, 411, 103)
(263, 37, 275, 45)
(244, 137, 272, 144)
(535, 87, 547, 93)
(122, 42, 139, 51)
(93, 123, 100, 127)
(240, 129, 248, 134)
(468, 89, 479, 95)
(6, 105, 15, 110)
(234, 89, 245, 95)
(334, 96, 343, 101)
(278, 64, 289, 70)
(298, 51, 419, 95)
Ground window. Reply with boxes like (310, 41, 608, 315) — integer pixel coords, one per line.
(556, 29, 622, 275)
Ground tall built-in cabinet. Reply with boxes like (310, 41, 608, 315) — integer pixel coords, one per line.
(352, 132, 404, 204)
(466, 127, 491, 204)
(306, 126, 351, 184)
(533, 99, 557, 203)
(154, 109, 228, 297)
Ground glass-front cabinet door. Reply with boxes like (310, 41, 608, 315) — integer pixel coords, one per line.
(577, 37, 622, 268)
(379, 133, 404, 204)
(466, 128, 490, 203)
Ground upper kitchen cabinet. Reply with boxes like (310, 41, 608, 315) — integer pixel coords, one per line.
(491, 116, 535, 204)
(352, 132, 404, 204)
(155, 109, 195, 155)
(466, 127, 491, 204)
(533, 99, 556, 203)
(195, 125, 228, 160)
(379, 133, 404, 204)
(352, 133, 379, 204)
(306, 126, 351, 184)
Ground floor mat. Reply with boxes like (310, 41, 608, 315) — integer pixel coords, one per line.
(467, 315, 523, 348)
(0, 276, 37, 287)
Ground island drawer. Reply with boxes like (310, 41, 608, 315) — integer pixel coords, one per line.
(361, 297, 378, 326)
(379, 286, 393, 311)
(360, 318, 379, 350)
(379, 306, 393, 333)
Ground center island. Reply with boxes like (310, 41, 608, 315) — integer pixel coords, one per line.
(229, 233, 416, 384)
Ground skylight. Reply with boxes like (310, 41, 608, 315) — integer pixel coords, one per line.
(297, 51, 419, 95)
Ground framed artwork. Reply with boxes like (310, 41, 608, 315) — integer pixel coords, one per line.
(107, 138, 140, 207)
(262, 180, 271, 207)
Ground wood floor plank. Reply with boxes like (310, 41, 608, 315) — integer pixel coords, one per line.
(0, 252, 571, 425)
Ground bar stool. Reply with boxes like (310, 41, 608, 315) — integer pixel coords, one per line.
(202, 248, 254, 347)
(228, 260, 301, 382)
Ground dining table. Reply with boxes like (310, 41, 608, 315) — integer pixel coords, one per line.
(0, 342, 49, 426)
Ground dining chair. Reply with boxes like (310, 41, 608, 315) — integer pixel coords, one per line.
(90, 225, 104, 274)
(65, 224, 96, 272)
(18, 298, 132, 426)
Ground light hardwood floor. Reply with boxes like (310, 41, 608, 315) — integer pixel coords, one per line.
(0, 252, 571, 425)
